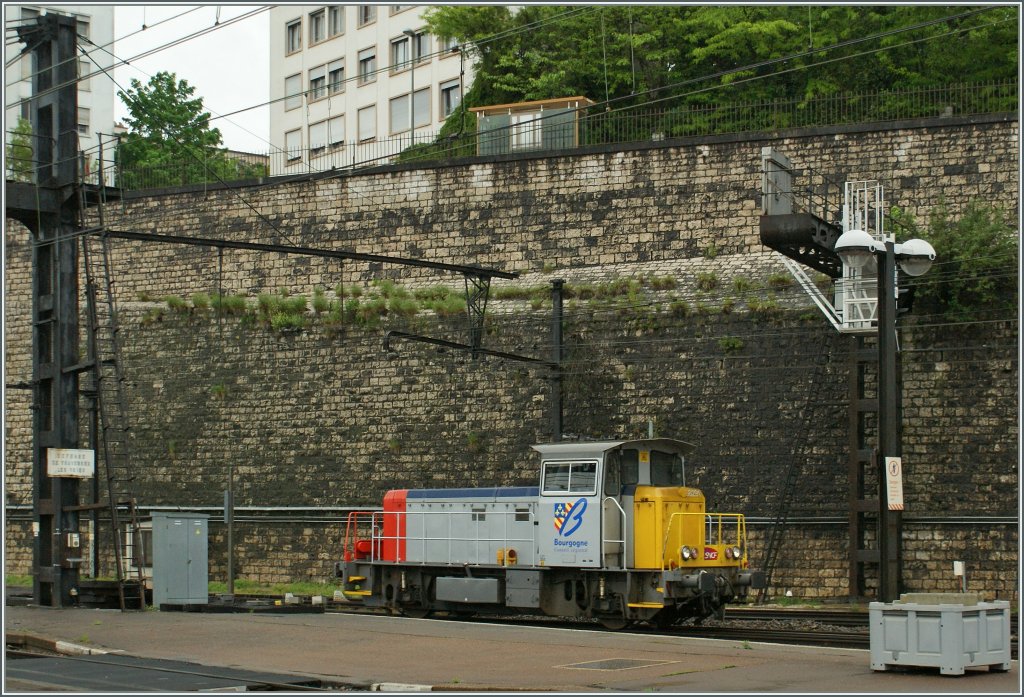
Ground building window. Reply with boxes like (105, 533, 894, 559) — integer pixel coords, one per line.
(284, 73, 302, 110)
(309, 120, 327, 154)
(389, 94, 409, 134)
(389, 88, 430, 134)
(357, 105, 376, 142)
(411, 30, 429, 64)
(328, 6, 344, 37)
(77, 107, 90, 135)
(286, 19, 302, 54)
(390, 36, 410, 73)
(328, 115, 344, 147)
(309, 65, 326, 101)
(327, 59, 345, 95)
(78, 59, 90, 91)
(440, 79, 461, 117)
(309, 9, 326, 45)
(285, 129, 302, 161)
(439, 35, 459, 54)
(76, 17, 90, 39)
(390, 5, 413, 15)
(357, 6, 376, 27)
(358, 47, 376, 85)
(511, 113, 542, 151)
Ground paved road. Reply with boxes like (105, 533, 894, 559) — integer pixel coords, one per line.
(4, 605, 1020, 692)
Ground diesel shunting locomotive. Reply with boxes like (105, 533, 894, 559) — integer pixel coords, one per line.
(336, 438, 765, 628)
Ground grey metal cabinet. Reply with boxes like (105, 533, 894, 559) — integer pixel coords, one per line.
(151, 512, 209, 607)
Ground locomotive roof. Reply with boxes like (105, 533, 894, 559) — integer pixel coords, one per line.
(531, 438, 695, 460)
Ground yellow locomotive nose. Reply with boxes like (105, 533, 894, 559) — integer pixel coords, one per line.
(633, 486, 748, 570)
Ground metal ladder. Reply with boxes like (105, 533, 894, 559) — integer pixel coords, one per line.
(80, 228, 145, 610)
(756, 337, 834, 604)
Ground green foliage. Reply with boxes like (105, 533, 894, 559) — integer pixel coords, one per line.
(209, 383, 227, 400)
(116, 71, 266, 188)
(732, 276, 755, 294)
(140, 308, 165, 326)
(718, 336, 744, 353)
(669, 298, 691, 318)
(647, 275, 678, 291)
(424, 295, 466, 318)
(892, 201, 1018, 320)
(312, 288, 329, 314)
(5, 117, 34, 182)
(424, 5, 1017, 141)
(466, 431, 485, 454)
(696, 272, 719, 291)
(190, 292, 211, 314)
(746, 295, 783, 321)
(211, 293, 248, 316)
(163, 295, 189, 314)
(767, 273, 793, 290)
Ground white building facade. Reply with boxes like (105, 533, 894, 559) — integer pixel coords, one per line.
(268, 4, 471, 175)
(4, 4, 117, 182)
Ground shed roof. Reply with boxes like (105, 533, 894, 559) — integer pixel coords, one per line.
(470, 96, 595, 115)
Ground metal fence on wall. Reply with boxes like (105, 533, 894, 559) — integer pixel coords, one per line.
(53, 81, 1017, 191)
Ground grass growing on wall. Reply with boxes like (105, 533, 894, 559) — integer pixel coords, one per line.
(138, 272, 809, 337)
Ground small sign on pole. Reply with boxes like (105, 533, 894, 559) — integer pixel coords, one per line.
(46, 448, 95, 478)
(885, 456, 904, 511)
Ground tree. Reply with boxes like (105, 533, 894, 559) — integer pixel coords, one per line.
(892, 202, 1019, 321)
(6, 117, 34, 183)
(116, 71, 263, 188)
(424, 4, 1018, 136)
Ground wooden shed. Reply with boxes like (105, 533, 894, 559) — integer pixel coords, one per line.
(470, 96, 595, 156)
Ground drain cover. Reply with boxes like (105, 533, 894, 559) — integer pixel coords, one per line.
(559, 658, 676, 671)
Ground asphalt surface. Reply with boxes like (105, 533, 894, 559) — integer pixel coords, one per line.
(4, 604, 1021, 693)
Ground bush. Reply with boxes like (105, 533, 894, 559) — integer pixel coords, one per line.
(892, 202, 1018, 321)
(696, 272, 719, 291)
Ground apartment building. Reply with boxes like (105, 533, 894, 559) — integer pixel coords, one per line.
(4, 4, 116, 181)
(268, 4, 471, 175)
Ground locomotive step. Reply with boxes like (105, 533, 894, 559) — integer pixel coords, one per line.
(627, 602, 664, 609)
(347, 576, 366, 583)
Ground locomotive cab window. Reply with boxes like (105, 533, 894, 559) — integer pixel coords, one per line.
(650, 450, 685, 486)
(542, 460, 597, 495)
(605, 449, 639, 495)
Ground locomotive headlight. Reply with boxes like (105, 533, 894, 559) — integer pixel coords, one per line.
(681, 546, 693, 561)
(731, 546, 742, 560)
(724, 547, 734, 559)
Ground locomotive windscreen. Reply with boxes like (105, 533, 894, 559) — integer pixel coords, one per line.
(606, 448, 685, 490)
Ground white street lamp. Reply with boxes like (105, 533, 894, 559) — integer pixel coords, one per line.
(833, 227, 936, 602)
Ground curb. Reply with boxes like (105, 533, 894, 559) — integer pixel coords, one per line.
(7, 632, 111, 656)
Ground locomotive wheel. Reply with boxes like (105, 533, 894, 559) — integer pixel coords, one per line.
(597, 615, 632, 631)
(400, 605, 433, 619)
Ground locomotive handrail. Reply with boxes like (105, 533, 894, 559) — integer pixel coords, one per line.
(601, 496, 627, 569)
(369, 507, 537, 566)
(661, 512, 749, 568)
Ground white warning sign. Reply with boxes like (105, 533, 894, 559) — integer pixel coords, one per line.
(46, 448, 95, 478)
(885, 456, 904, 511)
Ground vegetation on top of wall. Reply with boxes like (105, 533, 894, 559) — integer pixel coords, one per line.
(138, 272, 813, 336)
